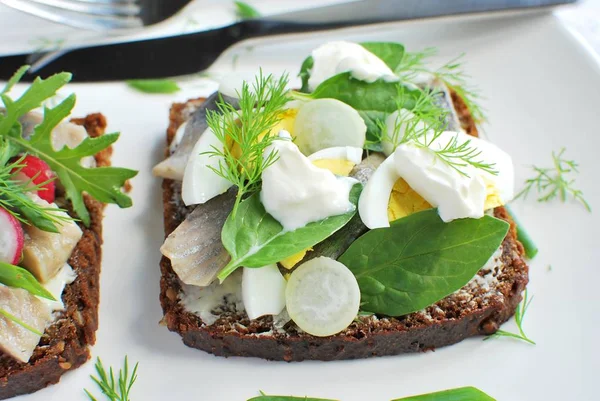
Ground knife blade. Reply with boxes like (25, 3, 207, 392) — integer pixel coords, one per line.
(0, 0, 575, 82)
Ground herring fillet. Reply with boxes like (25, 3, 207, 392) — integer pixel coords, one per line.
(161, 188, 236, 287)
(153, 92, 238, 180)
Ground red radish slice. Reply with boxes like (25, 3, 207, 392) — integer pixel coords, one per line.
(0, 207, 24, 265)
(10, 155, 56, 203)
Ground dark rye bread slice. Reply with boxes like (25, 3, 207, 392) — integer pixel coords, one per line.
(0, 114, 109, 399)
(159, 96, 529, 362)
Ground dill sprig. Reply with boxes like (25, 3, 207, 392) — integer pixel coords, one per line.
(517, 148, 591, 212)
(204, 70, 289, 215)
(485, 289, 535, 345)
(381, 88, 497, 177)
(0, 154, 74, 228)
(85, 357, 139, 401)
(396, 49, 487, 123)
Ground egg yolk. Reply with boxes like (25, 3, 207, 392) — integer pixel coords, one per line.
(280, 248, 312, 270)
(312, 159, 356, 176)
(387, 178, 432, 222)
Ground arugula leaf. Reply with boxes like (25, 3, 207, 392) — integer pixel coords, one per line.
(392, 387, 496, 401)
(1, 65, 30, 95)
(0, 262, 56, 300)
(339, 209, 509, 316)
(304, 72, 422, 113)
(298, 56, 314, 93)
(360, 42, 405, 71)
(235, 1, 261, 19)
(3, 94, 137, 226)
(217, 184, 362, 281)
(126, 79, 180, 94)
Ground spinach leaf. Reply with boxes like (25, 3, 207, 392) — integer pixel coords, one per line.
(358, 110, 387, 152)
(309, 72, 422, 113)
(0, 262, 55, 300)
(235, 1, 261, 19)
(218, 184, 362, 281)
(126, 79, 180, 94)
(339, 209, 509, 316)
(360, 41, 405, 71)
(393, 386, 496, 401)
(298, 56, 314, 93)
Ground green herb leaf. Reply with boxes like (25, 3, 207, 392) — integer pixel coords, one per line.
(339, 209, 509, 316)
(505, 205, 538, 259)
(0, 262, 56, 300)
(358, 110, 387, 152)
(85, 357, 139, 401)
(360, 42, 405, 71)
(516, 147, 591, 212)
(0, 308, 43, 336)
(3, 94, 137, 226)
(392, 386, 496, 401)
(126, 79, 180, 94)
(1, 65, 30, 95)
(305, 72, 422, 113)
(485, 289, 535, 345)
(298, 56, 314, 93)
(235, 1, 261, 19)
(217, 184, 362, 281)
(249, 396, 336, 401)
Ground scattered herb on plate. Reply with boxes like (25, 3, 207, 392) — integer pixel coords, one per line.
(339, 209, 509, 316)
(485, 289, 535, 345)
(517, 147, 591, 212)
(203, 70, 289, 216)
(85, 357, 139, 401)
(126, 79, 181, 94)
(235, 1, 261, 19)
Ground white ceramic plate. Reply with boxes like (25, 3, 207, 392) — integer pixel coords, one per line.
(11, 10, 600, 401)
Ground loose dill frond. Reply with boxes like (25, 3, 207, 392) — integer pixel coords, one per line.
(517, 148, 591, 212)
(396, 49, 487, 123)
(485, 289, 535, 345)
(85, 357, 139, 401)
(0, 154, 74, 229)
(204, 70, 290, 215)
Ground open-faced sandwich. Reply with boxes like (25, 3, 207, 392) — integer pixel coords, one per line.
(0, 67, 137, 398)
(154, 41, 529, 361)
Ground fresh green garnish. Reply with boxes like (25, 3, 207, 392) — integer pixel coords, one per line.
(339, 209, 509, 316)
(517, 147, 591, 212)
(85, 357, 139, 401)
(250, 392, 336, 401)
(505, 205, 538, 259)
(485, 289, 535, 345)
(126, 79, 180, 94)
(0, 67, 138, 226)
(0, 308, 43, 336)
(235, 1, 261, 19)
(396, 49, 486, 123)
(0, 153, 73, 232)
(0, 262, 56, 300)
(392, 386, 496, 401)
(218, 184, 362, 281)
(204, 70, 289, 216)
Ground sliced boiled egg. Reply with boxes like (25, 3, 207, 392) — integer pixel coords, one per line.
(293, 98, 366, 155)
(308, 146, 363, 176)
(359, 130, 514, 228)
(242, 264, 287, 320)
(285, 257, 360, 337)
(181, 127, 233, 206)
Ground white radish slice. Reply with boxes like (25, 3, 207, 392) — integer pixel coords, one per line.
(307, 146, 363, 165)
(286, 257, 360, 337)
(293, 99, 366, 156)
(182, 127, 233, 206)
(0, 207, 24, 265)
(242, 264, 287, 320)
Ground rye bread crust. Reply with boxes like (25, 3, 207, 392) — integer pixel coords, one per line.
(159, 98, 529, 362)
(0, 114, 109, 399)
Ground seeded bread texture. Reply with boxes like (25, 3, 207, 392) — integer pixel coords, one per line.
(0, 114, 109, 399)
(159, 96, 529, 361)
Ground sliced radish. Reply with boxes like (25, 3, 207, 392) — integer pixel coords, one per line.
(0, 207, 24, 265)
(10, 155, 56, 203)
(285, 256, 360, 337)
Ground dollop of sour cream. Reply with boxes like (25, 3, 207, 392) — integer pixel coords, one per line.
(260, 131, 358, 231)
(359, 130, 514, 228)
(308, 41, 398, 91)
